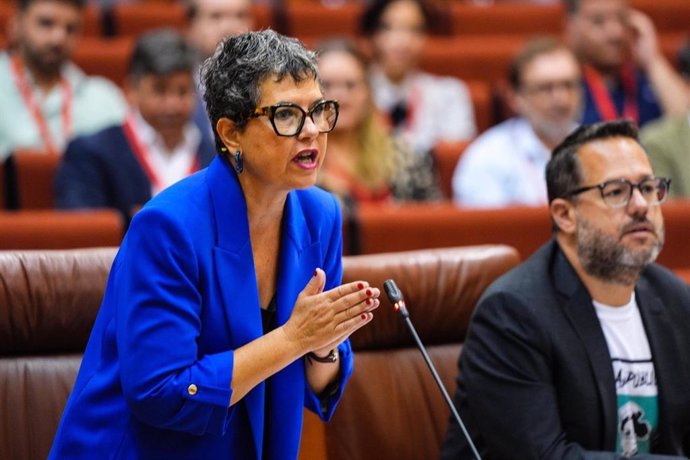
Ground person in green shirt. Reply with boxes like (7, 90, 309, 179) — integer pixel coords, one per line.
(641, 40, 690, 199)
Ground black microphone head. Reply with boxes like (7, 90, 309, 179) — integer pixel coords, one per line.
(384, 279, 409, 317)
(383, 279, 404, 303)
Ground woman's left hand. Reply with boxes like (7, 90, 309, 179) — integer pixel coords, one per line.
(281, 268, 380, 356)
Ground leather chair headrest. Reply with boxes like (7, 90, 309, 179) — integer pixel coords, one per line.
(0, 248, 117, 354)
(342, 245, 519, 350)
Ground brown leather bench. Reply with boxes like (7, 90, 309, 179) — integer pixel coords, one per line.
(348, 203, 552, 260)
(0, 210, 124, 250)
(4, 150, 60, 209)
(348, 199, 690, 272)
(0, 244, 520, 460)
(299, 245, 520, 460)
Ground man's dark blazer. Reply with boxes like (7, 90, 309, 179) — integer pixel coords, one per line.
(55, 124, 216, 220)
(441, 240, 690, 459)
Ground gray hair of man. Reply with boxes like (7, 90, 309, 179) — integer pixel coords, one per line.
(201, 29, 320, 152)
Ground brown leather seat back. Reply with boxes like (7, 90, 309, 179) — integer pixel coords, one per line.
(6, 150, 61, 209)
(323, 245, 520, 460)
(0, 245, 520, 460)
(0, 210, 124, 250)
(354, 203, 552, 260)
(0, 248, 117, 460)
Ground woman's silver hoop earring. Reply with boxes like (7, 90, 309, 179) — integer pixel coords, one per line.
(232, 150, 244, 174)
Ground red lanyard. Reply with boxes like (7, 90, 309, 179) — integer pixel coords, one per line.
(583, 63, 639, 124)
(123, 116, 200, 192)
(10, 54, 72, 155)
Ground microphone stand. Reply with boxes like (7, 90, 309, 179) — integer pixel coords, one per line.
(384, 279, 482, 460)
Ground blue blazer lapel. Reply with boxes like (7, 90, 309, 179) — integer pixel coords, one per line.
(267, 191, 322, 458)
(206, 156, 264, 457)
(205, 158, 323, 458)
(553, 246, 618, 449)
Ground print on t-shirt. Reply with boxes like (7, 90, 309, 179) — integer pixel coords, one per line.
(613, 358, 658, 456)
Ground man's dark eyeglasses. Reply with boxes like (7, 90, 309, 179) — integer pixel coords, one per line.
(561, 177, 671, 208)
(251, 100, 339, 137)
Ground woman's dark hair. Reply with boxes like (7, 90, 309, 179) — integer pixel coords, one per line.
(128, 29, 198, 82)
(546, 119, 640, 204)
(201, 29, 319, 152)
(360, 0, 433, 36)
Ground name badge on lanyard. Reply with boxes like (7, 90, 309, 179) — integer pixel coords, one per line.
(10, 54, 72, 155)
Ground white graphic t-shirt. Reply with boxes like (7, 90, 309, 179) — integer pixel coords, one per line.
(594, 294, 658, 457)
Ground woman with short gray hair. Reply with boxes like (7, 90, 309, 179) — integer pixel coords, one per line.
(50, 30, 380, 459)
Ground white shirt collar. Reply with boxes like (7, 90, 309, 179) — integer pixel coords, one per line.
(130, 110, 201, 195)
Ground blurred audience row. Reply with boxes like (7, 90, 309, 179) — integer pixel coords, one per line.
(1, 0, 689, 222)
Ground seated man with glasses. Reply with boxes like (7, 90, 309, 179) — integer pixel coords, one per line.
(442, 120, 690, 459)
(453, 38, 581, 208)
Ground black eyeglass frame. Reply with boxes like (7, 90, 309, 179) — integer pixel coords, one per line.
(560, 177, 671, 208)
(250, 99, 340, 137)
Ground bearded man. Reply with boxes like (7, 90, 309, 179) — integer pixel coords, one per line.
(441, 120, 690, 459)
(0, 0, 126, 159)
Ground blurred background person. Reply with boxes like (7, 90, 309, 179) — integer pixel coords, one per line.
(641, 39, 690, 199)
(54, 29, 214, 221)
(453, 38, 581, 208)
(316, 38, 442, 210)
(184, 0, 253, 61)
(0, 0, 126, 160)
(184, 0, 254, 141)
(565, 0, 687, 127)
(360, 0, 476, 154)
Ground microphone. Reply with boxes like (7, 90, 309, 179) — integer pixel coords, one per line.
(383, 279, 482, 460)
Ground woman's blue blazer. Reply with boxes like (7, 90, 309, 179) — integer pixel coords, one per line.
(49, 155, 353, 459)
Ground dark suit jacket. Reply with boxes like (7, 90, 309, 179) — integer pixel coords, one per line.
(441, 240, 690, 459)
(49, 156, 352, 459)
(55, 124, 216, 220)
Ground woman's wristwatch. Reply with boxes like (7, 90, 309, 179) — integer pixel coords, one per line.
(306, 348, 339, 363)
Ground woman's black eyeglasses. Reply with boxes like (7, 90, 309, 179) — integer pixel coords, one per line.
(251, 100, 339, 137)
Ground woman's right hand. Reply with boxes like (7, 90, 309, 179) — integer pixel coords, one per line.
(281, 268, 380, 355)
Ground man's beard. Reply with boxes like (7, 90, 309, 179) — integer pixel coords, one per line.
(22, 43, 66, 78)
(576, 215, 664, 286)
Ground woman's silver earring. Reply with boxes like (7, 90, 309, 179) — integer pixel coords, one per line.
(232, 150, 244, 174)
